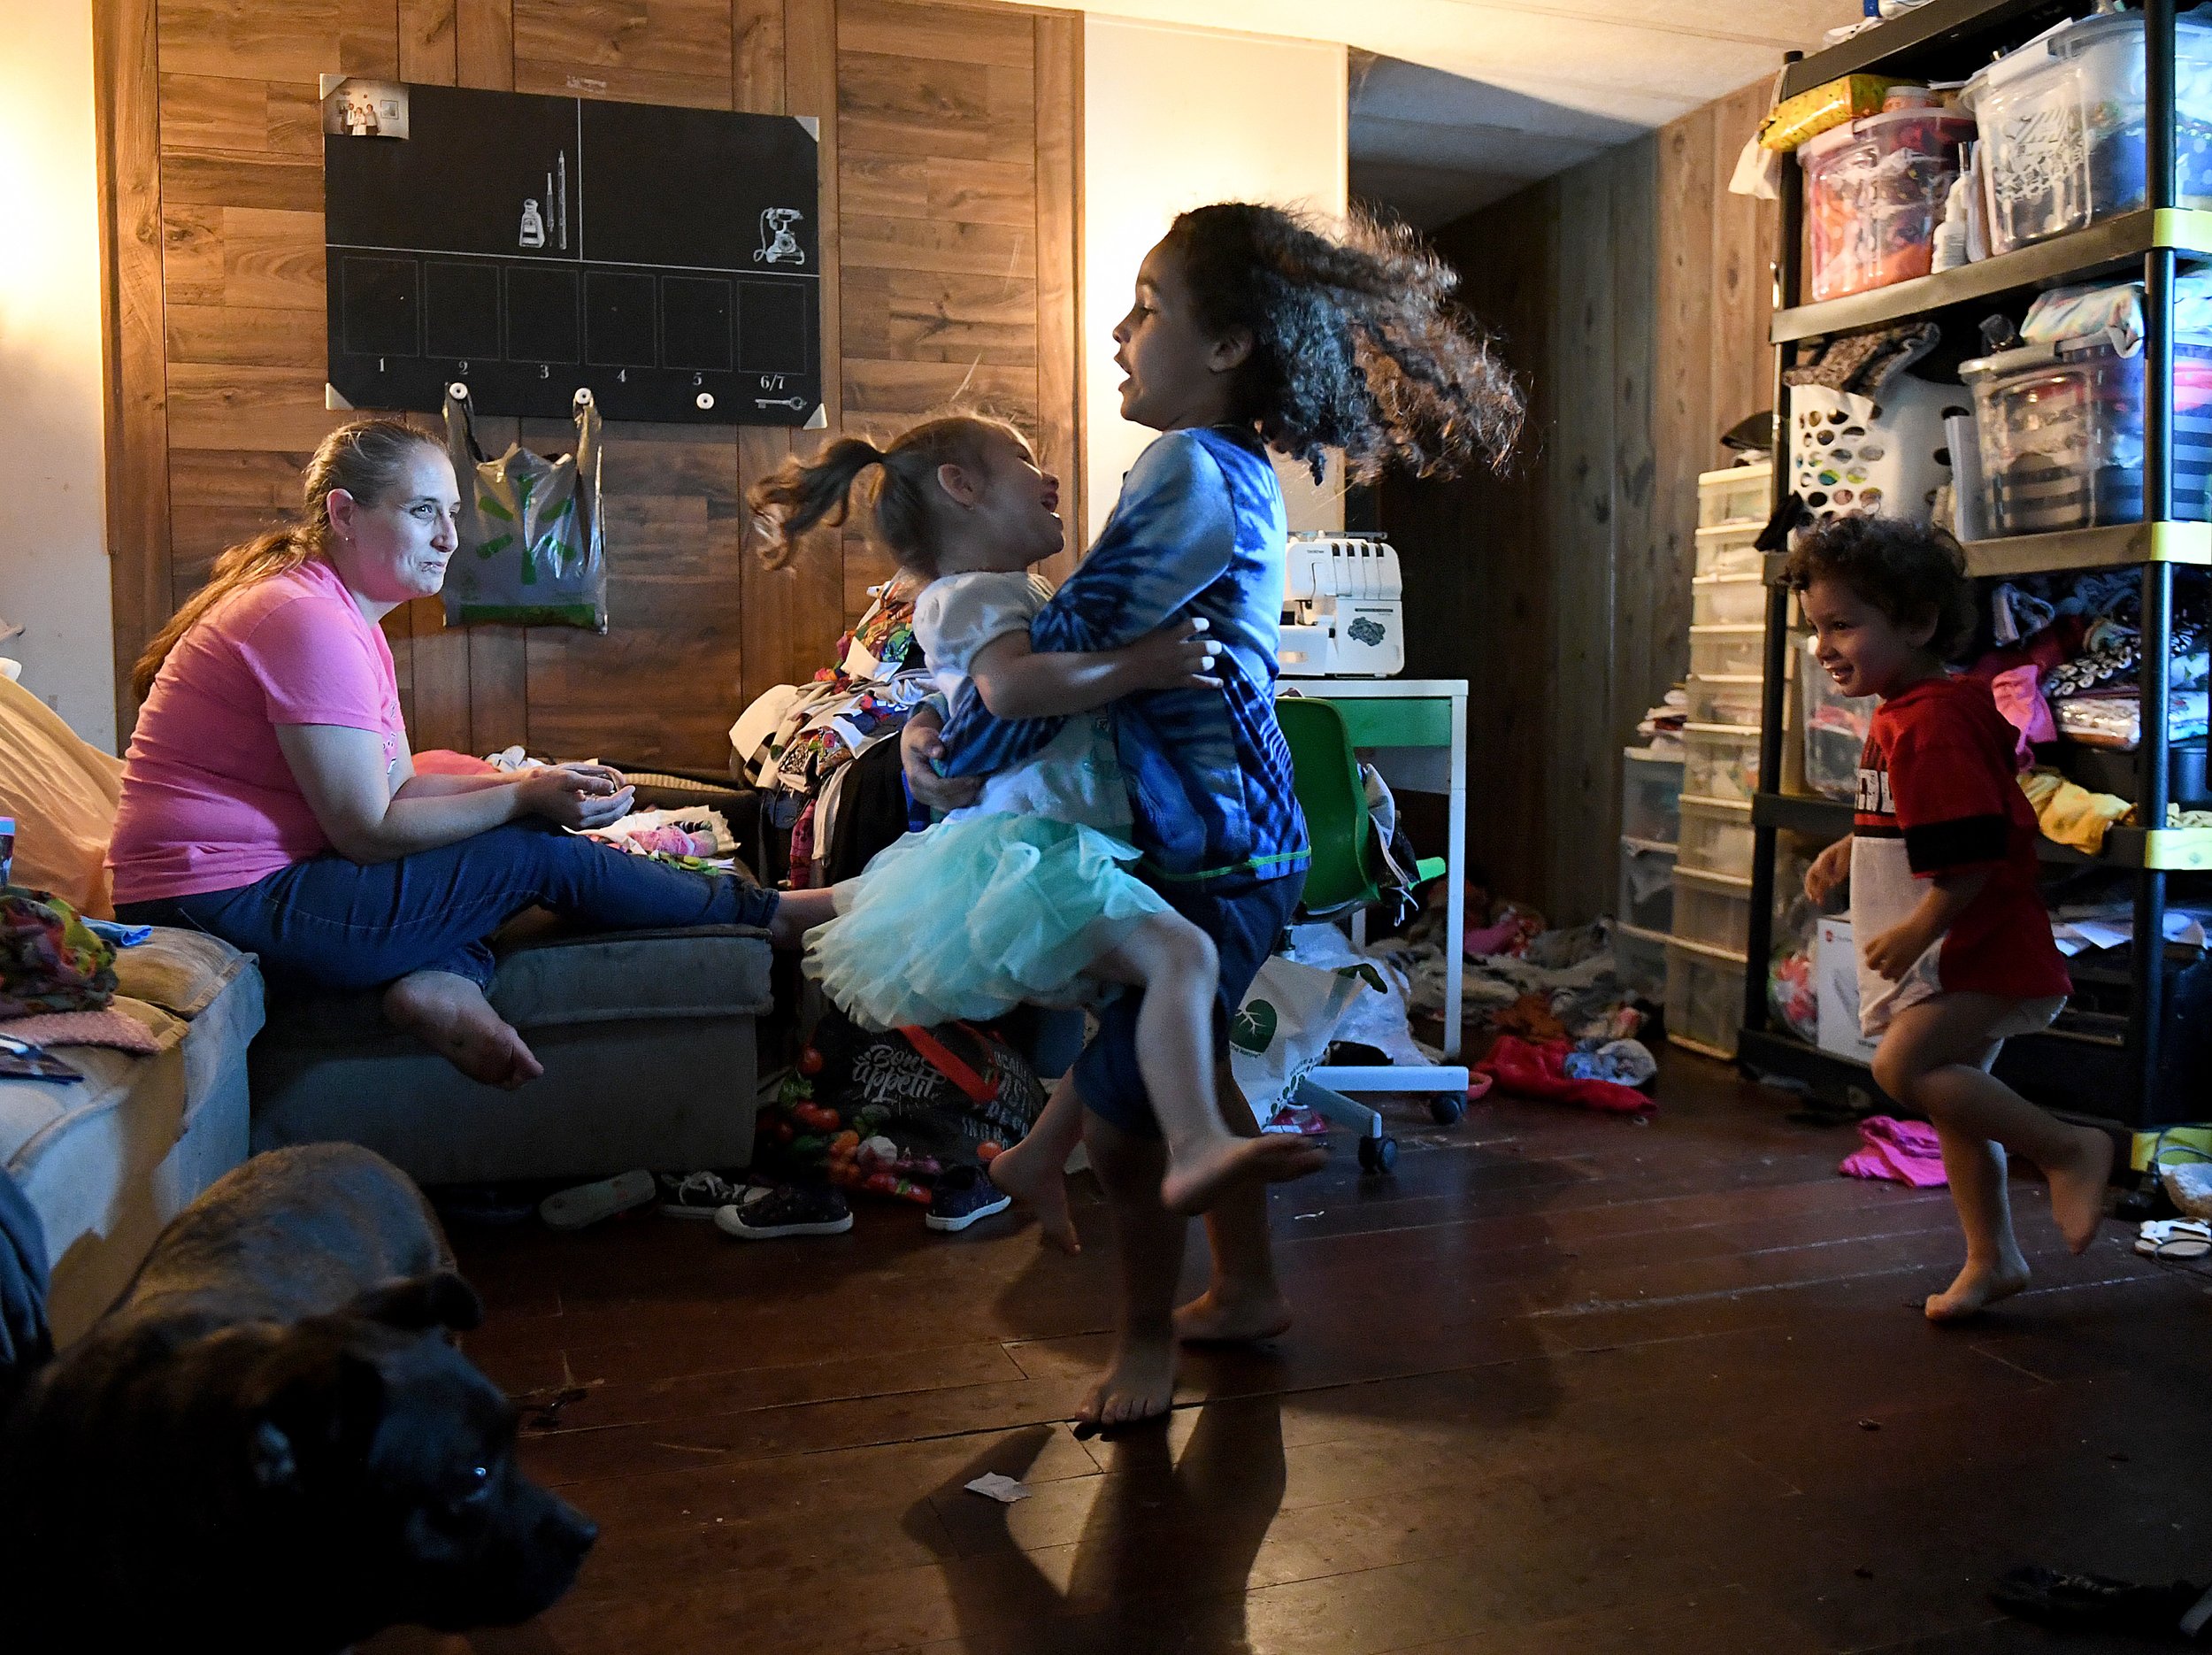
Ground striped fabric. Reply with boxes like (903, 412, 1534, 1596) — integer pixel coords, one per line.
(937, 427, 1310, 886)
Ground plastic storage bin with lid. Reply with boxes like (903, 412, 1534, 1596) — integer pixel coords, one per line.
(1694, 521, 1765, 581)
(1692, 625, 1766, 679)
(1684, 725, 1762, 804)
(1673, 865, 1754, 955)
(1678, 796, 1755, 877)
(1698, 460, 1773, 527)
(1800, 633, 1878, 801)
(1962, 326, 2212, 533)
(1622, 745, 1684, 843)
(1686, 675, 1764, 730)
(1963, 5, 2212, 258)
(1799, 94, 1976, 302)
(1614, 921, 1669, 1000)
(1693, 573, 1767, 627)
(1666, 937, 1747, 1058)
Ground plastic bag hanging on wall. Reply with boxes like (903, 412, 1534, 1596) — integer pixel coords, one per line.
(441, 383, 609, 631)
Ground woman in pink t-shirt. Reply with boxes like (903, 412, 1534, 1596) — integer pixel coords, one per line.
(111, 420, 833, 1086)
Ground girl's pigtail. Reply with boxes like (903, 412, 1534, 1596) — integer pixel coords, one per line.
(748, 437, 886, 569)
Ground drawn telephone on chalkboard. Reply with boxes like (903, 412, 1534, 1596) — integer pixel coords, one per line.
(755, 208, 805, 266)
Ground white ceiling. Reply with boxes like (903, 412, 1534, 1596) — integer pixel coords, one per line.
(991, 0, 1864, 226)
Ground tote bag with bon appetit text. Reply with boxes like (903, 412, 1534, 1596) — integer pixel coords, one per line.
(441, 383, 609, 631)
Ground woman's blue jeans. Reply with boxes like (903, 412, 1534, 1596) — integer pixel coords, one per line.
(117, 820, 779, 992)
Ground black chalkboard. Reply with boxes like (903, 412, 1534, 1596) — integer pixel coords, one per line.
(324, 81, 821, 426)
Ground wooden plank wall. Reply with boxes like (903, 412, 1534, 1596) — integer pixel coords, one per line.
(99, 0, 1081, 769)
(1379, 81, 1777, 926)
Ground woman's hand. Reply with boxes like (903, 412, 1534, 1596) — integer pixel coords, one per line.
(900, 711, 983, 813)
(1804, 838, 1852, 908)
(518, 765, 636, 831)
(1119, 617, 1221, 693)
(1863, 917, 1933, 982)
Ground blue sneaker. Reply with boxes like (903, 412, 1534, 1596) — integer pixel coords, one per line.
(925, 1165, 1012, 1233)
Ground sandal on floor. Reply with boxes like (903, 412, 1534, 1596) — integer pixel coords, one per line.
(2135, 1219, 2212, 1259)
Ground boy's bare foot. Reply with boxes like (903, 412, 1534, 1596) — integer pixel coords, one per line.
(1173, 1282, 1293, 1345)
(1072, 1332, 1177, 1436)
(987, 1137, 1080, 1255)
(2047, 1128, 2116, 1254)
(383, 971, 544, 1089)
(1160, 1133, 1325, 1217)
(1924, 1252, 2032, 1322)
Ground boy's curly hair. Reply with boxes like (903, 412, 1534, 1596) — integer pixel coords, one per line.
(1781, 514, 1979, 661)
(1161, 203, 1524, 483)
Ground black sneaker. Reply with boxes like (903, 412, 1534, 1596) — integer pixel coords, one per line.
(712, 1183, 853, 1240)
(657, 1169, 744, 1218)
(925, 1165, 1012, 1233)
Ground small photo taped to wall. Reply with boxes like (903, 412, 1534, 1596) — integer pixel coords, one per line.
(320, 76, 410, 141)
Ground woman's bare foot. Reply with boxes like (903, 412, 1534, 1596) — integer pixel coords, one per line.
(382, 970, 544, 1089)
(1173, 1281, 1294, 1345)
(987, 1136, 1080, 1255)
(1924, 1252, 2032, 1323)
(2046, 1128, 2116, 1254)
(1072, 1332, 1177, 1436)
(1160, 1133, 1326, 1217)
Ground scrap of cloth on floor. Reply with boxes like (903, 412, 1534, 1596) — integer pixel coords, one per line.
(0, 1007, 162, 1054)
(1475, 1035, 1655, 1114)
(1839, 1114, 1948, 1187)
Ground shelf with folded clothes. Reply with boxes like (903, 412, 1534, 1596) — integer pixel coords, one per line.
(1771, 210, 2212, 344)
(1958, 521, 2212, 580)
(1749, 788, 2212, 870)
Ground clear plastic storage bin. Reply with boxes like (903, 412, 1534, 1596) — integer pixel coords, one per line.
(1694, 522, 1765, 580)
(1962, 329, 2212, 534)
(1693, 574, 1767, 627)
(1618, 836, 1678, 933)
(1666, 938, 1747, 1058)
(1964, 8, 2212, 258)
(1800, 633, 1877, 801)
(1686, 675, 1764, 730)
(1698, 460, 1773, 527)
(1614, 920, 1669, 1000)
(1691, 625, 1766, 680)
(1800, 103, 1977, 302)
(1672, 866, 1754, 954)
(1678, 797, 1755, 878)
(1684, 725, 1762, 804)
(1621, 746, 1684, 844)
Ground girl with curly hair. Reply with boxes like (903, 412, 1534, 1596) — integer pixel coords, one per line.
(898, 202, 1523, 1433)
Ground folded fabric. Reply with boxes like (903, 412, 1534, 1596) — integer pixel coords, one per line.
(2020, 768, 2132, 853)
(0, 1007, 162, 1054)
(1475, 1035, 1654, 1115)
(1988, 665, 2055, 762)
(1839, 1114, 1948, 1187)
(82, 919, 151, 949)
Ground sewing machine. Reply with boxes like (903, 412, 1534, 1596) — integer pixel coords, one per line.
(1276, 533, 1405, 677)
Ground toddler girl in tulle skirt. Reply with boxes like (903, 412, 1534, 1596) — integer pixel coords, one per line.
(749, 413, 1322, 1215)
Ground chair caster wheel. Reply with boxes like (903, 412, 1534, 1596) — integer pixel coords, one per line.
(1429, 1094, 1465, 1126)
(1357, 1135, 1398, 1174)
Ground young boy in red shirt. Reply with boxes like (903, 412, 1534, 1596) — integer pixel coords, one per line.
(1791, 516, 2112, 1320)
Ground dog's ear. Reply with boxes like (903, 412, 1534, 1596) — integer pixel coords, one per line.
(349, 1270, 485, 1334)
(249, 1346, 385, 1490)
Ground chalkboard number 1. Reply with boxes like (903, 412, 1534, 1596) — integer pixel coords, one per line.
(378, 358, 385, 373)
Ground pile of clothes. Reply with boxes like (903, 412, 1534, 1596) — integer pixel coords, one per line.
(729, 579, 935, 887)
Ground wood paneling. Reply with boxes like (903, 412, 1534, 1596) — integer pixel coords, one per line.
(1382, 89, 1775, 925)
(108, 0, 1083, 767)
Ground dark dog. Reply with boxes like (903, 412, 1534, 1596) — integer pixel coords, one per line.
(0, 1143, 595, 1653)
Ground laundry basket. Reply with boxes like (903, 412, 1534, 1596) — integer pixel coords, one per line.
(1788, 373, 1958, 528)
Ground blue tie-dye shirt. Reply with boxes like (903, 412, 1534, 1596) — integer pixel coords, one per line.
(937, 426, 1310, 886)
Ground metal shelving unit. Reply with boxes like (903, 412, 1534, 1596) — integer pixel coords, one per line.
(1741, 0, 2204, 1128)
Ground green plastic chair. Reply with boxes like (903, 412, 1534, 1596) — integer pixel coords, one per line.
(1277, 697, 1446, 918)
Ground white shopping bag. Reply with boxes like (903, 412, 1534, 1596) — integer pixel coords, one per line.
(1228, 956, 1365, 1127)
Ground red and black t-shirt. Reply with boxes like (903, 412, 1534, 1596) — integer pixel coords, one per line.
(1851, 674, 2070, 1002)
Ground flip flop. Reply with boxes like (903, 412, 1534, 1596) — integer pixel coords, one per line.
(2134, 1218, 2212, 1259)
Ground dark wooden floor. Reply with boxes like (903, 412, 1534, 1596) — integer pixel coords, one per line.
(371, 1054, 2212, 1655)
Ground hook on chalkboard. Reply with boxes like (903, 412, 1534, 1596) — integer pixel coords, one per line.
(572, 387, 594, 412)
(448, 381, 470, 403)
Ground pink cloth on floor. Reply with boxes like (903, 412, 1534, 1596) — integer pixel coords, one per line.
(0, 1008, 163, 1054)
(1839, 1114, 1948, 1187)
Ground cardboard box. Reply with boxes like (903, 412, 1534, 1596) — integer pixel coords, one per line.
(1814, 917, 1881, 1063)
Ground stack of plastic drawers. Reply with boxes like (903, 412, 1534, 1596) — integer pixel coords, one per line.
(1617, 746, 1682, 1000)
(1671, 460, 1770, 1058)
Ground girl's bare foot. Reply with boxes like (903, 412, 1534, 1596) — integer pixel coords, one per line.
(382, 970, 544, 1089)
(1173, 1282, 1293, 1345)
(1160, 1133, 1325, 1217)
(1924, 1252, 2032, 1323)
(2047, 1128, 2116, 1254)
(987, 1137, 1080, 1254)
(1072, 1332, 1177, 1436)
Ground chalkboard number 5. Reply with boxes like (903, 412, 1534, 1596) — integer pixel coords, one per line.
(693, 373, 703, 387)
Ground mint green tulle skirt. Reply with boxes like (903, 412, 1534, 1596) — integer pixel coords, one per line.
(805, 812, 1168, 1032)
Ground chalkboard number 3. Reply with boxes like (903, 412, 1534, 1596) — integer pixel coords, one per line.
(539, 366, 549, 379)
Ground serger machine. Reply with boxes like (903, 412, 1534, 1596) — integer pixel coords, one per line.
(1276, 533, 1405, 677)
